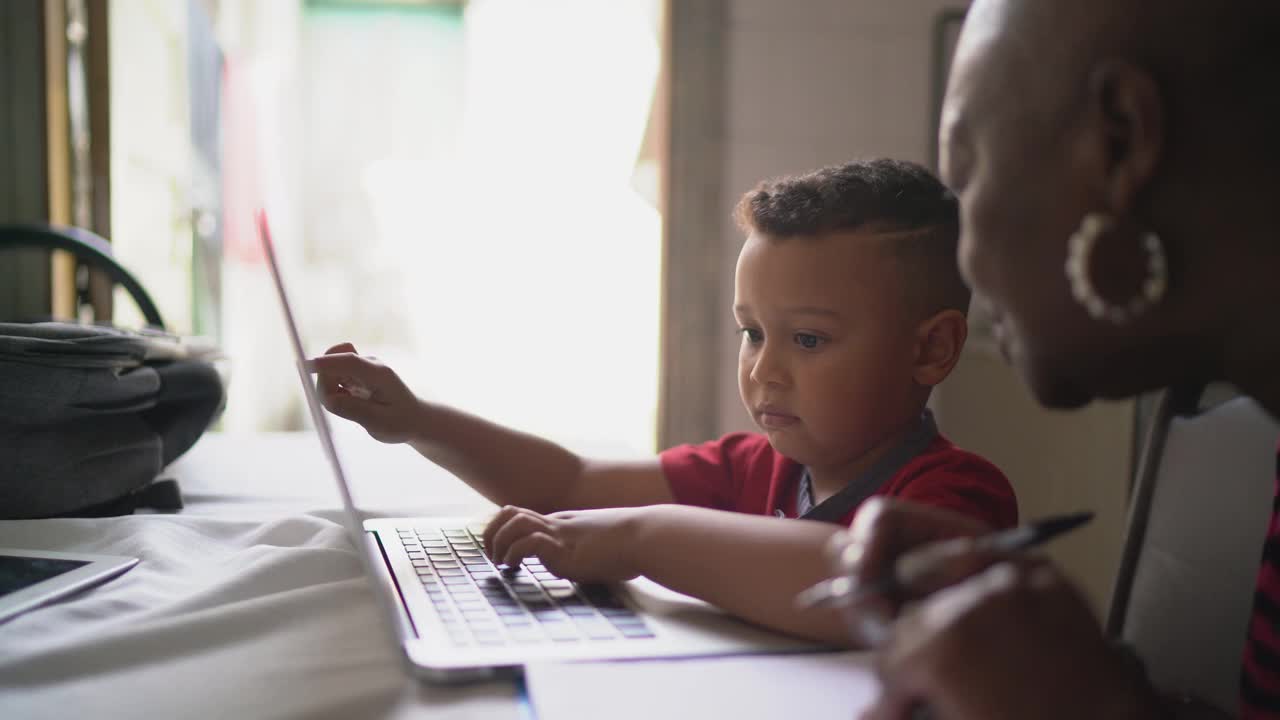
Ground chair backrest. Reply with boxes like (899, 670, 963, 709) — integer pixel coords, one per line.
(0, 223, 165, 328)
(1107, 384, 1279, 712)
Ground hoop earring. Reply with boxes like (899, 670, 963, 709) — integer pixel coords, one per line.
(1065, 213, 1167, 324)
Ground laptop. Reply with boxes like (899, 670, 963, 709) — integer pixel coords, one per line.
(256, 211, 819, 683)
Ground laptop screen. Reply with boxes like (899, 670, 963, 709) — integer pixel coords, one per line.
(255, 210, 369, 544)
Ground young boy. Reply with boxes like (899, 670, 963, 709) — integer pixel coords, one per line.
(311, 158, 1016, 646)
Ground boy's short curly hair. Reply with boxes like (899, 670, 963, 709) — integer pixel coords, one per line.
(734, 158, 970, 317)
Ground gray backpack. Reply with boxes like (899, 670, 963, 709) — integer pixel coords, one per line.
(0, 225, 225, 518)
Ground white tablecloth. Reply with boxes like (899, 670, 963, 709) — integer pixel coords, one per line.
(0, 431, 522, 720)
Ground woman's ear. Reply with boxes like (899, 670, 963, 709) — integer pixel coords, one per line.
(913, 309, 968, 387)
(1086, 59, 1165, 212)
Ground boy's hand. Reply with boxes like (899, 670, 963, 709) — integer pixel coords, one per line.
(308, 342, 423, 444)
(482, 505, 648, 584)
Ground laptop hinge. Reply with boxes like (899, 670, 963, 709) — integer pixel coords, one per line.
(367, 530, 420, 639)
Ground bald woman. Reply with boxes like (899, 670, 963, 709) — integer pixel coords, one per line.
(826, 1, 1280, 718)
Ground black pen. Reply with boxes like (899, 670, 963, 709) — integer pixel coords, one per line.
(795, 510, 1094, 610)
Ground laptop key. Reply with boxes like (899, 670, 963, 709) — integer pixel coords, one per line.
(474, 632, 506, 646)
(508, 627, 544, 644)
(618, 625, 655, 639)
(543, 623, 580, 642)
(543, 587, 577, 602)
(574, 619, 617, 640)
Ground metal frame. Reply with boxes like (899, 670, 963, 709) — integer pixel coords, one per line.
(1104, 382, 1206, 635)
(656, 0, 727, 449)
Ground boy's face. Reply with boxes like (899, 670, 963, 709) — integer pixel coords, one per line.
(734, 231, 924, 471)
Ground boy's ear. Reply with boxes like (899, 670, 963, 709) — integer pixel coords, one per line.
(912, 309, 967, 387)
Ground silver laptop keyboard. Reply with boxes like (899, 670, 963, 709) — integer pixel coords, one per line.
(397, 525, 654, 647)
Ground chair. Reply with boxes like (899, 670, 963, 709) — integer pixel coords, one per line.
(0, 223, 165, 328)
(1107, 383, 1280, 712)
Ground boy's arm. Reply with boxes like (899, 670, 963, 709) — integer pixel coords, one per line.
(486, 503, 856, 646)
(630, 505, 853, 645)
(308, 345, 674, 513)
(407, 400, 675, 513)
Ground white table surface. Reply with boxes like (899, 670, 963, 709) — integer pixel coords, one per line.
(0, 430, 524, 720)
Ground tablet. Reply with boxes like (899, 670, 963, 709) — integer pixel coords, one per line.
(0, 548, 138, 624)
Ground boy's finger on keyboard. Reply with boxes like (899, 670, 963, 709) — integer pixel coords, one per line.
(490, 509, 554, 564)
(482, 505, 525, 555)
(502, 531, 558, 569)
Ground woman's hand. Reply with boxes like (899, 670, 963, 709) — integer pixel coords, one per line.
(482, 505, 650, 584)
(862, 558, 1163, 720)
(827, 499, 1163, 719)
(825, 498, 992, 644)
(307, 342, 424, 444)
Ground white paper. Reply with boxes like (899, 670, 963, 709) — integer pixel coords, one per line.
(526, 651, 879, 720)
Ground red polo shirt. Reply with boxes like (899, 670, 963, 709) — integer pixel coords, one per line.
(659, 432, 1017, 530)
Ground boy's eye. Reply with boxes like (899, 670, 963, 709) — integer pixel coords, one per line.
(739, 328, 763, 344)
(793, 333, 824, 349)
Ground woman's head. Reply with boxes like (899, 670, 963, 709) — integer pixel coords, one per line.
(940, 0, 1280, 408)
